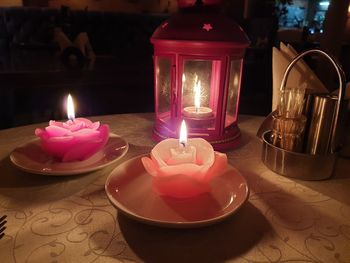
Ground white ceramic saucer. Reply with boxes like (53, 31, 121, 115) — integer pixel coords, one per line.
(105, 155, 249, 228)
(10, 134, 128, 176)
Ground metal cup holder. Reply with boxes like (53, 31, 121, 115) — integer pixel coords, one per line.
(260, 49, 346, 180)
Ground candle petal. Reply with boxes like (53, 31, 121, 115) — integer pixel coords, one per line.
(158, 163, 202, 177)
(66, 122, 85, 132)
(151, 139, 179, 167)
(153, 174, 210, 198)
(62, 140, 102, 162)
(49, 120, 64, 127)
(35, 128, 44, 137)
(203, 152, 228, 183)
(70, 128, 100, 138)
(76, 117, 93, 126)
(141, 156, 159, 177)
(187, 138, 215, 165)
(90, 121, 101, 130)
(41, 136, 75, 158)
(62, 124, 109, 161)
(45, 125, 70, 137)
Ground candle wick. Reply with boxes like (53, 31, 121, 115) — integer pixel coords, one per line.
(179, 141, 187, 153)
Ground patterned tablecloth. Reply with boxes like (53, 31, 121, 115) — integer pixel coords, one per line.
(0, 113, 349, 263)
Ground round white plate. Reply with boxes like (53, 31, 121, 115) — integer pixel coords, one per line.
(10, 134, 128, 176)
(105, 155, 249, 228)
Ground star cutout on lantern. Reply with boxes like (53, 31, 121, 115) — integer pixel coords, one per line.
(202, 23, 213, 32)
(162, 22, 169, 29)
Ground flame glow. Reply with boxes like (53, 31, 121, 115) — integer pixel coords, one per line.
(67, 94, 75, 121)
(194, 80, 201, 111)
(179, 120, 188, 147)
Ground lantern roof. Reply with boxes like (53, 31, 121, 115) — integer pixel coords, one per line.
(177, 0, 223, 9)
(151, 12, 250, 47)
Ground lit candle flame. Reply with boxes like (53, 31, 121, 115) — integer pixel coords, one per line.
(233, 73, 239, 87)
(67, 94, 75, 121)
(182, 74, 186, 96)
(179, 120, 187, 148)
(194, 80, 201, 112)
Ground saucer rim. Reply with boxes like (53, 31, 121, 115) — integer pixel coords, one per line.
(105, 154, 250, 228)
(10, 133, 129, 176)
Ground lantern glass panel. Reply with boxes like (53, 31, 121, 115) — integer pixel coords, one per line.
(225, 59, 242, 127)
(156, 57, 172, 122)
(182, 59, 220, 129)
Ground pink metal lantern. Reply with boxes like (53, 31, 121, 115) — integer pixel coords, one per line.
(177, 0, 223, 8)
(150, 3, 250, 150)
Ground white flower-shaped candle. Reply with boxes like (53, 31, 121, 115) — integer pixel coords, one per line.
(141, 120, 227, 198)
(35, 94, 109, 162)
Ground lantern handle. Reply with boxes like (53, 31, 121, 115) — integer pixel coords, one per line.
(195, 0, 203, 6)
(279, 48, 346, 154)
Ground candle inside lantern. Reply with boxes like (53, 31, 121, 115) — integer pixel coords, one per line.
(35, 94, 109, 162)
(183, 76, 213, 119)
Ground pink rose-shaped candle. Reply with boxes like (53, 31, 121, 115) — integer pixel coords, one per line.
(142, 120, 227, 198)
(35, 94, 109, 162)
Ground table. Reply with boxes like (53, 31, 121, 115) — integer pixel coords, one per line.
(0, 113, 349, 263)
